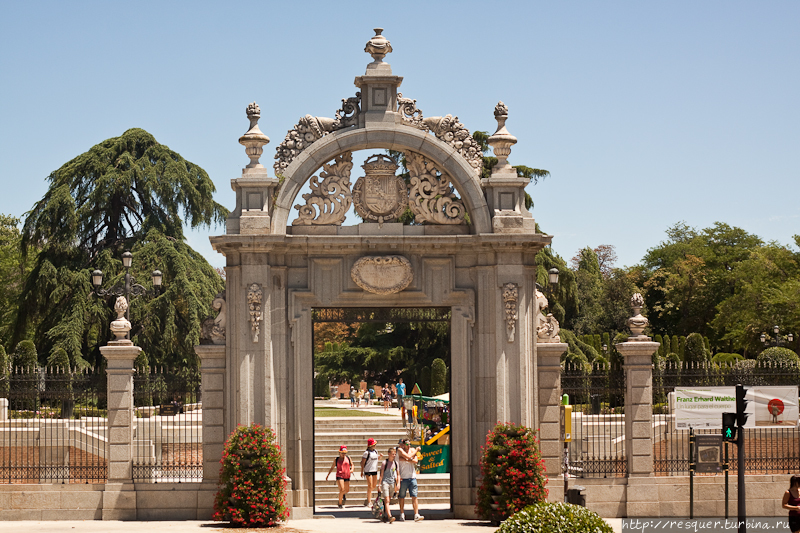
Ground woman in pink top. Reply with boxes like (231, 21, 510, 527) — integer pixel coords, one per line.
(325, 445, 352, 508)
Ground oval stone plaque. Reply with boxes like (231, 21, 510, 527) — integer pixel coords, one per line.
(351, 255, 413, 295)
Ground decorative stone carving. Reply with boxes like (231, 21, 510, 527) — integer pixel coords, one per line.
(201, 291, 227, 345)
(352, 154, 407, 224)
(405, 152, 466, 225)
(502, 283, 518, 343)
(293, 152, 354, 225)
(273, 94, 361, 175)
(109, 296, 132, 343)
(364, 27, 392, 63)
(239, 102, 270, 170)
(396, 96, 483, 172)
(247, 284, 263, 343)
(627, 293, 650, 340)
(487, 101, 517, 171)
(351, 256, 413, 295)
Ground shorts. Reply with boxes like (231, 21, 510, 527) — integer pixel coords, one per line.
(381, 482, 394, 501)
(789, 515, 800, 533)
(365, 472, 377, 477)
(336, 476, 350, 481)
(399, 478, 418, 499)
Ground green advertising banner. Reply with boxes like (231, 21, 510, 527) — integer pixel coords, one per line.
(419, 445, 450, 474)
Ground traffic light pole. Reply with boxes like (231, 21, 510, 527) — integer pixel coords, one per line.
(737, 384, 746, 533)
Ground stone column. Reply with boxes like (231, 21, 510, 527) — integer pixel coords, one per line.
(615, 293, 660, 516)
(537, 342, 568, 495)
(100, 342, 141, 520)
(195, 345, 227, 483)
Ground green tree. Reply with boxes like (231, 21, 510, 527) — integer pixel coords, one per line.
(671, 335, 680, 359)
(16, 129, 227, 368)
(568, 247, 604, 335)
(430, 358, 447, 396)
(684, 333, 708, 363)
(0, 215, 34, 349)
(0, 345, 9, 397)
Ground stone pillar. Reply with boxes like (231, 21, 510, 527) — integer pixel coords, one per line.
(100, 342, 141, 520)
(536, 342, 568, 488)
(195, 345, 227, 483)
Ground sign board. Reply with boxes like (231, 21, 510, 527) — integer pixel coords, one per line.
(675, 386, 798, 429)
(694, 434, 723, 473)
(419, 445, 450, 474)
(560, 405, 572, 442)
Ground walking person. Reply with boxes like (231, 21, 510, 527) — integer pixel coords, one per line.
(382, 383, 391, 412)
(325, 445, 352, 508)
(379, 447, 400, 523)
(360, 438, 382, 507)
(349, 386, 356, 407)
(396, 377, 407, 427)
(782, 474, 800, 533)
(356, 388, 362, 408)
(396, 438, 424, 522)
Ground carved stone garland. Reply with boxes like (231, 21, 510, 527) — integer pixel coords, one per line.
(247, 283, 263, 343)
(293, 152, 354, 225)
(502, 283, 518, 343)
(397, 93, 483, 173)
(274, 93, 361, 175)
(405, 152, 466, 225)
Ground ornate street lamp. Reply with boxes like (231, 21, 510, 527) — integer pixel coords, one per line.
(547, 267, 559, 299)
(92, 251, 162, 335)
(761, 326, 794, 348)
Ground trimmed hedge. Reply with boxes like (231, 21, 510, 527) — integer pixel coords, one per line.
(497, 502, 612, 533)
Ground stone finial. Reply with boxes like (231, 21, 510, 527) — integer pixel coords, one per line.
(239, 101, 270, 170)
(109, 296, 132, 344)
(627, 293, 649, 340)
(364, 28, 393, 63)
(487, 101, 517, 171)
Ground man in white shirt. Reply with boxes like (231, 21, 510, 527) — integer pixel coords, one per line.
(396, 438, 424, 522)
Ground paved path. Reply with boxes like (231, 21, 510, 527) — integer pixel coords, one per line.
(0, 518, 624, 532)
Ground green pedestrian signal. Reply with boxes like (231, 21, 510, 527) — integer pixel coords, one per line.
(722, 412, 737, 443)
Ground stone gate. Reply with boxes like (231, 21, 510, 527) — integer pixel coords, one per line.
(208, 29, 565, 519)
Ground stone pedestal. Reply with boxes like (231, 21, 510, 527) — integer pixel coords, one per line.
(100, 343, 141, 520)
(537, 342, 568, 480)
(195, 345, 227, 482)
(616, 340, 659, 516)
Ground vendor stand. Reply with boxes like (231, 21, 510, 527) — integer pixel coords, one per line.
(404, 393, 451, 473)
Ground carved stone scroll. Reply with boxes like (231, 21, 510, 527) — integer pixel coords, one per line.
(293, 152, 354, 225)
(405, 152, 466, 225)
(351, 256, 413, 295)
(273, 94, 361, 175)
(247, 284, 263, 343)
(502, 283, 518, 343)
(201, 291, 227, 345)
(396, 94, 483, 172)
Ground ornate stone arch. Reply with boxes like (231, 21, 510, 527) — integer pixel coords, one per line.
(270, 125, 492, 234)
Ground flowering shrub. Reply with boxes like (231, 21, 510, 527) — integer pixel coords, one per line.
(497, 502, 612, 533)
(213, 424, 288, 527)
(476, 422, 547, 523)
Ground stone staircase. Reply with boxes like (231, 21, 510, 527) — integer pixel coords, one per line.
(314, 415, 450, 509)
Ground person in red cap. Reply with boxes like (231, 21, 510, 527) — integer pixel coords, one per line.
(360, 437, 383, 507)
(325, 445, 352, 508)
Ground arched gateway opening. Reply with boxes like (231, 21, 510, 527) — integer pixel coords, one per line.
(209, 29, 562, 519)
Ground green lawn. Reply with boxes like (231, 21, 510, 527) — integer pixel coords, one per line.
(315, 407, 393, 417)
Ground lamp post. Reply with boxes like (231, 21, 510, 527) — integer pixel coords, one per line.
(92, 251, 162, 337)
(547, 267, 559, 300)
(760, 326, 794, 348)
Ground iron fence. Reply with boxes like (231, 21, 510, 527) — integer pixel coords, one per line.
(0, 366, 107, 484)
(561, 362, 627, 478)
(132, 366, 202, 482)
(653, 360, 800, 475)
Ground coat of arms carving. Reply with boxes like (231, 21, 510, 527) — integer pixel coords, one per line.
(353, 154, 407, 223)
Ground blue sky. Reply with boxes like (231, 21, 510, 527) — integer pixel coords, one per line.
(1, 1, 797, 269)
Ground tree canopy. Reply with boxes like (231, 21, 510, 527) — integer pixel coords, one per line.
(12, 128, 227, 368)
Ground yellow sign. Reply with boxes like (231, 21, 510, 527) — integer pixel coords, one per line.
(560, 405, 572, 442)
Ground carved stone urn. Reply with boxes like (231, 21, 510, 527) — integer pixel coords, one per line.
(109, 296, 132, 344)
(627, 293, 649, 340)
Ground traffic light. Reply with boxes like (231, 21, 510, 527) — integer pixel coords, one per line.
(736, 384, 749, 428)
(722, 412, 737, 442)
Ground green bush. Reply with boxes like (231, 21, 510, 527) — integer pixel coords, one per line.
(420, 366, 431, 395)
(497, 502, 612, 533)
(678, 336, 686, 359)
(313, 373, 331, 398)
(756, 347, 799, 366)
(476, 422, 548, 523)
(47, 347, 70, 369)
(671, 335, 680, 359)
(664, 352, 681, 365)
(13, 340, 38, 368)
(712, 352, 744, 364)
(654, 334, 664, 356)
(684, 333, 709, 363)
(430, 358, 447, 396)
(213, 424, 288, 527)
(0, 345, 8, 396)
